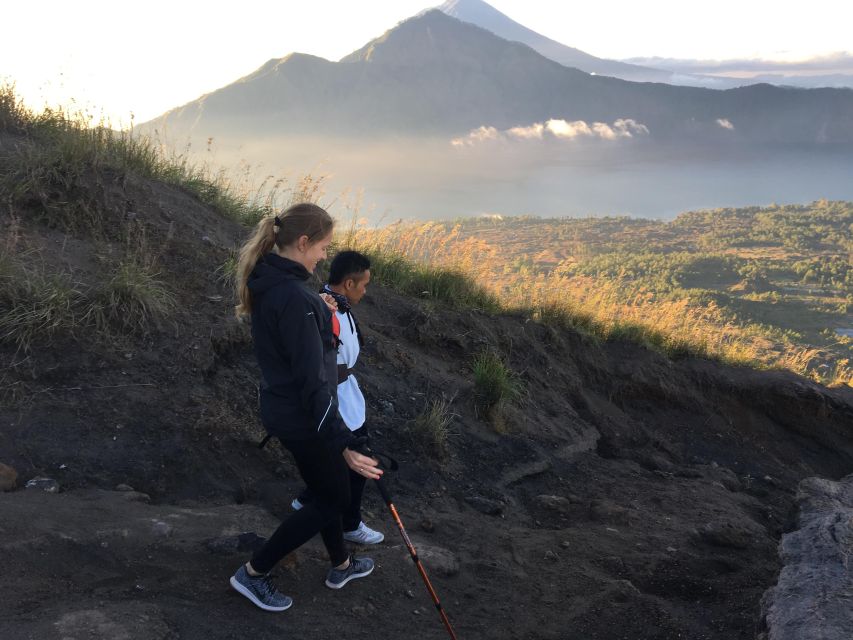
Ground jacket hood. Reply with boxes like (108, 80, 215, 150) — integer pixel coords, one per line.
(248, 253, 311, 295)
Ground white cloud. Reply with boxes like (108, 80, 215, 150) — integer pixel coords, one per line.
(452, 118, 650, 147)
(716, 118, 735, 130)
(546, 119, 592, 138)
(614, 119, 650, 136)
(451, 125, 501, 147)
(507, 122, 546, 139)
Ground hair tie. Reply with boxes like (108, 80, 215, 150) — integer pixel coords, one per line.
(273, 216, 282, 227)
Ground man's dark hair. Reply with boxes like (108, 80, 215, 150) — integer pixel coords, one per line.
(329, 250, 371, 285)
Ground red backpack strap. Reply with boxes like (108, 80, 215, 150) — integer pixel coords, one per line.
(331, 312, 341, 344)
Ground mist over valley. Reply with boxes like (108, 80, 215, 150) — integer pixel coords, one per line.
(178, 133, 853, 221)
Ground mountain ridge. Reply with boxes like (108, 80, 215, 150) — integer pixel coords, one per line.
(142, 10, 853, 148)
(436, 0, 673, 81)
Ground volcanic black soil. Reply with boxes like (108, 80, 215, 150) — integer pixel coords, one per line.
(2, 164, 853, 640)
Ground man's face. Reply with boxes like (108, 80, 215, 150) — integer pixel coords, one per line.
(344, 269, 370, 305)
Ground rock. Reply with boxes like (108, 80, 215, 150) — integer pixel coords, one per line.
(25, 477, 59, 493)
(420, 519, 435, 533)
(207, 532, 267, 555)
(120, 491, 151, 503)
(379, 400, 395, 416)
(150, 520, 173, 537)
(544, 549, 558, 561)
(409, 543, 459, 577)
(675, 467, 704, 479)
(589, 499, 630, 524)
(637, 452, 676, 473)
(760, 474, 853, 639)
(0, 463, 18, 491)
(115, 483, 135, 492)
(464, 496, 503, 516)
(500, 459, 552, 486)
(607, 579, 642, 603)
(762, 474, 782, 488)
(533, 494, 572, 515)
(709, 467, 742, 492)
(697, 519, 763, 549)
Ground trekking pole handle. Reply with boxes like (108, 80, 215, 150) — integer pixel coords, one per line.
(374, 476, 393, 504)
(352, 441, 399, 471)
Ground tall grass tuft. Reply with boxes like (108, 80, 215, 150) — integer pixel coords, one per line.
(408, 397, 456, 459)
(96, 260, 175, 334)
(0, 263, 85, 351)
(472, 349, 523, 431)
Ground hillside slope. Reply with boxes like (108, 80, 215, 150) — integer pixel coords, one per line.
(2, 114, 853, 639)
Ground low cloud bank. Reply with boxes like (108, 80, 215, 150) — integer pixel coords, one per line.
(452, 118, 649, 147)
(625, 51, 853, 75)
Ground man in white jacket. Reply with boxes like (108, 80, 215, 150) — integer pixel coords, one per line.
(292, 250, 384, 545)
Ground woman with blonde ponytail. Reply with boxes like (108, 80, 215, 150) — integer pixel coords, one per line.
(229, 203, 383, 612)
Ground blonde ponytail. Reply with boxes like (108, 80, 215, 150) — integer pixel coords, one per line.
(234, 203, 335, 318)
(235, 216, 277, 317)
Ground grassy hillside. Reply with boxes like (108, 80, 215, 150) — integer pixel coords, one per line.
(3, 83, 849, 390)
(5, 89, 853, 640)
(349, 203, 853, 387)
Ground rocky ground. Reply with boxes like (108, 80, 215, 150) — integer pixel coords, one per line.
(2, 164, 853, 639)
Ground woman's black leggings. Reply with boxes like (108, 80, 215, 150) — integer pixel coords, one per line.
(251, 437, 351, 573)
(297, 425, 367, 532)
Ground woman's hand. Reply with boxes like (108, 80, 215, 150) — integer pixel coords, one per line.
(320, 292, 338, 312)
(343, 448, 383, 480)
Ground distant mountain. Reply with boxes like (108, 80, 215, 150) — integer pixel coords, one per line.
(436, 0, 853, 90)
(435, 0, 672, 82)
(143, 10, 853, 147)
(625, 54, 853, 90)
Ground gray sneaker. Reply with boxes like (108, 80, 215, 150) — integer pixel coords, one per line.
(230, 565, 293, 612)
(343, 521, 385, 545)
(325, 555, 375, 589)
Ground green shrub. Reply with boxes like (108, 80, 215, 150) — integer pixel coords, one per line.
(472, 349, 523, 430)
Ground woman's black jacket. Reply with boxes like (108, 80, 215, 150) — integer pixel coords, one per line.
(248, 253, 352, 451)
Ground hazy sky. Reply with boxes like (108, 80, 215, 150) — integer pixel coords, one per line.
(2, 0, 851, 123)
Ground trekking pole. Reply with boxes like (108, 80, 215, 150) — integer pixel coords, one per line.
(373, 474, 459, 640)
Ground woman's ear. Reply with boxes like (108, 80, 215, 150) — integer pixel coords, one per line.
(296, 235, 310, 253)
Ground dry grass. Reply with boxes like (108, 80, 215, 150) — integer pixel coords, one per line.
(96, 260, 175, 334)
(347, 220, 852, 388)
(0, 263, 84, 351)
(408, 397, 457, 459)
(0, 84, 318, 230)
